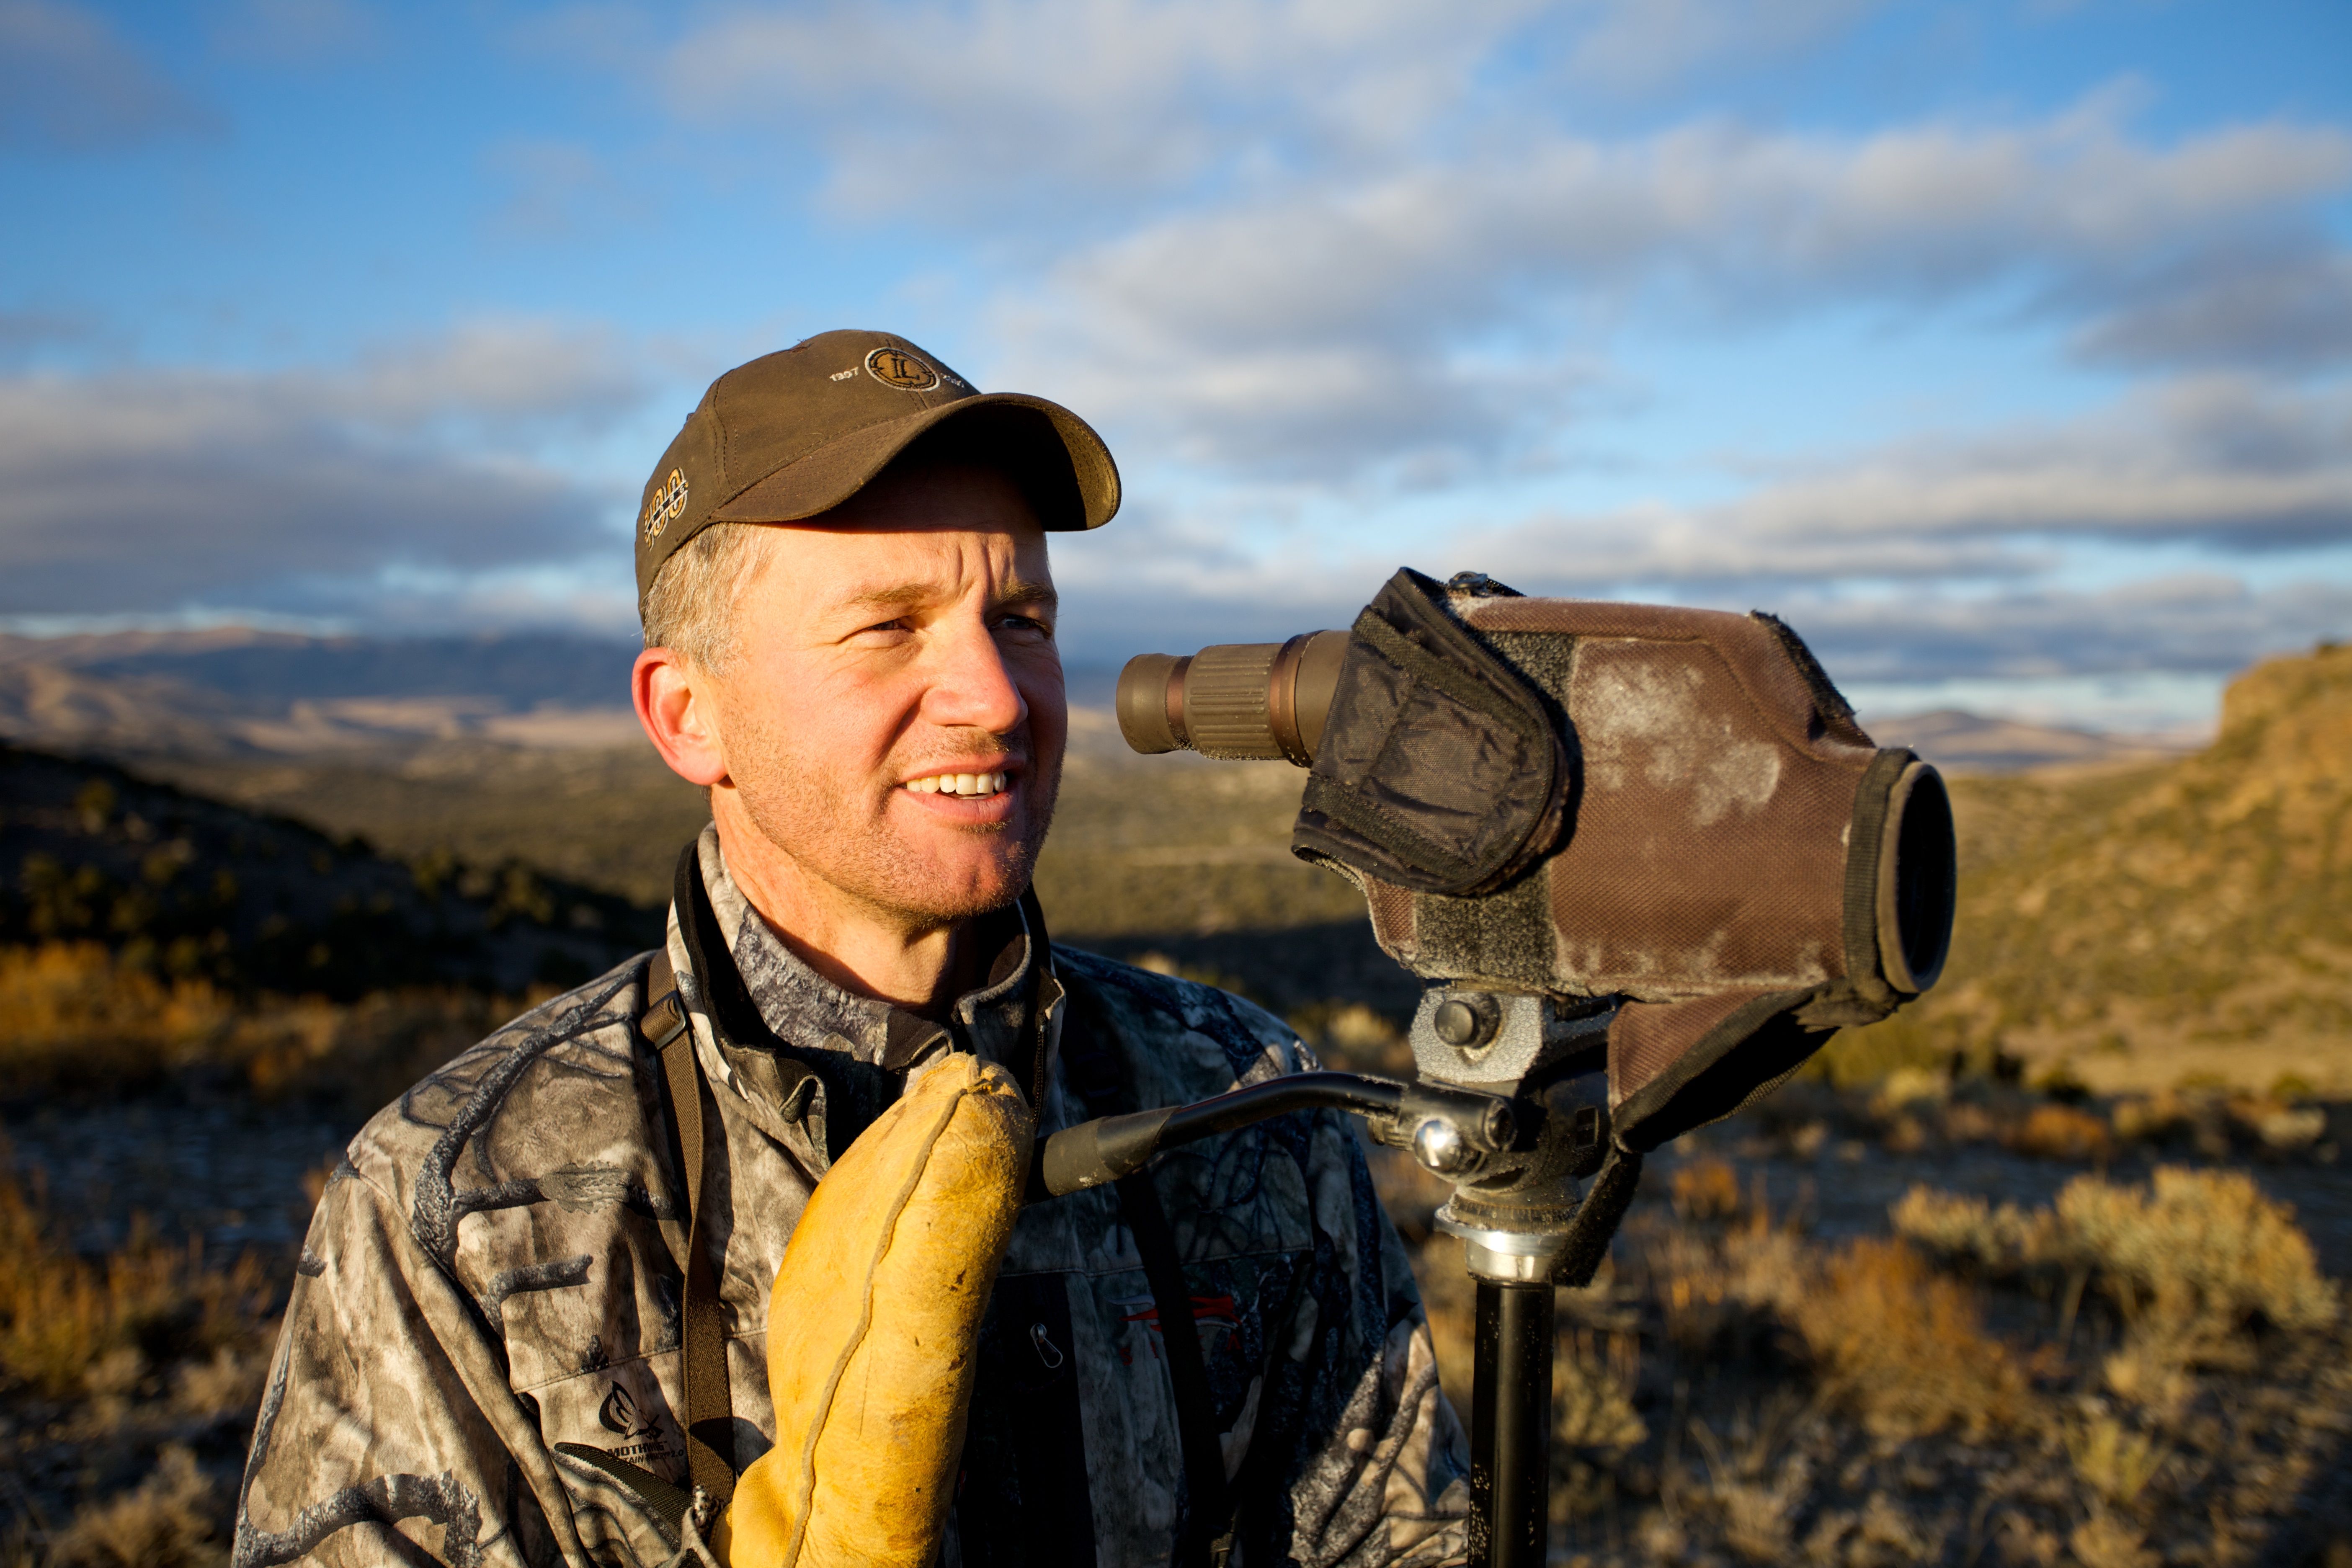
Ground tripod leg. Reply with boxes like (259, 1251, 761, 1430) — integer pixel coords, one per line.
(1469, 1279, 1553, 1568)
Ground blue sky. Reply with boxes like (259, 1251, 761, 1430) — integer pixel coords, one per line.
(3, 0, 2347, 730)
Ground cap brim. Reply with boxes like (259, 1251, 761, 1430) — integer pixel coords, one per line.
(707, 392, 1119, 531)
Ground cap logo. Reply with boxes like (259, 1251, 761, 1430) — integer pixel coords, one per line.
(865, 347, 941, 391)
(641, 468, 689, 540)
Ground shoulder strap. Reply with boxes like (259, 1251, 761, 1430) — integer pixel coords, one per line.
(552, 918, 740, 1534)
(640, 937, 739, 1509)
(1059, 981, 1237, 1568)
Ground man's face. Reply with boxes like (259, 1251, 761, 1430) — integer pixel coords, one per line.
(704, 463, 1065, 931)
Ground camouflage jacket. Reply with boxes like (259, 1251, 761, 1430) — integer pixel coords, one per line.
(235, 827, 1470, 1568)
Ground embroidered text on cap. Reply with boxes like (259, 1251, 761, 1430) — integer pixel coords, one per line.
(865, 346, 941, 391)
(642, 469, 689, 539)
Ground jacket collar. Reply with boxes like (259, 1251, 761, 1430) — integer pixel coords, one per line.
(667, 825, 1057, 1161)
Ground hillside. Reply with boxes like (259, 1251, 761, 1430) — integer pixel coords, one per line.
(1843, 642, 2352, 1094)
(0, 743, 661, 1001)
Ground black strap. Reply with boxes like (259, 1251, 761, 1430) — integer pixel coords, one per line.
(641, 939, 740, 1509)
(630, 839, 742, 1511)
(554, 906, 741, 1537)
(551, 1441, 694, 1538)
(1060, 991, 1237, 1568)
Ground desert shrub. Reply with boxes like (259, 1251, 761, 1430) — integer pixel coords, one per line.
(1647, 1222, 1807, 1360)
(2110, 1091, 2331, 1157)
(233, 985, 504, 1112)
(173, 1344, 273, 1424)
(0, 1175, 276, 1400)
(1553, 1327, 1646, 1451)
(1892, 1168, 2337, 1336)
(2008, 1103, 2114, 1163)
(1670, 1157, 1743, 1222)
(1288, 1001, 1411, 1076)
(2067, 1514, 2159, 1568)
(2066, 1414, 2169, 1508)
(1794, 1237, 2033, 1438)
(2110, 1092, 2202, 1148)
(2225, 1096, 2328, 1150)
(0, 943, 232, 1098)
(45, 1445, 225, 1568)
(0, 941, 515, 1113)
(1888, 1186, 2047, 1273)
(2056, 1166, 2336, 1332)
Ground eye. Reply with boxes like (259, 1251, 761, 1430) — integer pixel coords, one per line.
(996, 613, 1053, 640)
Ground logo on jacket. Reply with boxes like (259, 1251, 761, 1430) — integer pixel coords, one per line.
(599, 1380, 660, 1440)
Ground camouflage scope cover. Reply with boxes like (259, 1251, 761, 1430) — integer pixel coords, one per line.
(1294, 567, 1957, 1154)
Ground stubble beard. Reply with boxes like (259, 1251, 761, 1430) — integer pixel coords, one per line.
(727, 711, 1062, 933)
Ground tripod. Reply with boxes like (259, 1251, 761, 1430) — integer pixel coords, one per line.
(1036, 986, 1625, 1568)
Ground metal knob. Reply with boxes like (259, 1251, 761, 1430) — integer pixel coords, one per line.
(1412, 1117, 1476, 1174)
(1432, 998, 1489, 1048)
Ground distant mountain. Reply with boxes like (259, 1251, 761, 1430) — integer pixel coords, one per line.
(1860, 709, 2198, 774)
(0, 628, 643, 757)
(0, 627, 640, 703)
(0, 627, 2204, 774)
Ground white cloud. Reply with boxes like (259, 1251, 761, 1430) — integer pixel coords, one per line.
(2073, 248, 2352, 375)
(1042, 374, 2352, 683)
(1465, 377, 2352, 591)
(0, 323, 652, 617)
(655, 0, 1555, 224)
(1758, 575, 2352, 684)
(998, 106, 2352, 479)
(332, 320, 651, 431)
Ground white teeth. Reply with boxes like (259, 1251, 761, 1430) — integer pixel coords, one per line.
(905, 771, 1010, 797)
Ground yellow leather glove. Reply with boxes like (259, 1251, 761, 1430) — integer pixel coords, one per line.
(714, 1053, 1034, 1568)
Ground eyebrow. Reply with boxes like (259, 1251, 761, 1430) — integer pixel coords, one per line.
(844, 575, 1059, 616)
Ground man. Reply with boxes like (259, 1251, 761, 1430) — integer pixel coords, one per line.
(235, 330, 1470, 1568)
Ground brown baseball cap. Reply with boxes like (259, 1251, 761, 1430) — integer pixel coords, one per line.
(632, 329, 1120, 608)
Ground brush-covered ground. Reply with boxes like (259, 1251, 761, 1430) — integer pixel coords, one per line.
(3, 647, 2348, 1565)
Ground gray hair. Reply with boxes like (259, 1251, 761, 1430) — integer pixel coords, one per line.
(639, 521, 784, 674)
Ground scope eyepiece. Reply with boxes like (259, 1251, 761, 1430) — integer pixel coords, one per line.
(1115, 630, 1348, 766)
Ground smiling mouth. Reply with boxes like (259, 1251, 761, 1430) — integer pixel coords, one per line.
(904, 771, 1010, 797)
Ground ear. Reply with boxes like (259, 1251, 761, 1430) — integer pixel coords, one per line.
(634, 647, 730, 787)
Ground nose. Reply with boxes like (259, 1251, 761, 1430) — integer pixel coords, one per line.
(918, 614, 1029, 737)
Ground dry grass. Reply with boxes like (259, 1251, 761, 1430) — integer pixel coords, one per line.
(0, 1170, 279, 1566)
(0, 1170, 274, 1400)
(2067, 1514, 2159, 1568)
(0, 944, 233, 1098)
(1553, 1327, 1646, 1452)
(2065, 1414, 2169, 1509)
(0, 941, 525, 1112)
(41, 1447, 225, 1568)
(1794, 1237, 2035, 1438)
